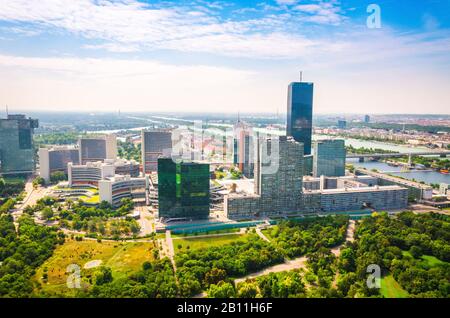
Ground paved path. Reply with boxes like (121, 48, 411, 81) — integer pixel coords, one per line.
(165, 230, 176, 271)
(234, 220, 357, 285)
(255, 228, 271, 242)
(234, 256, 308, 284)
(331, 220, 355, 257)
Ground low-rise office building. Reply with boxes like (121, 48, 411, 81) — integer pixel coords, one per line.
(68, 159, 141, 188)
(304, 185, 408, 213)
(98, 175, 148, 207)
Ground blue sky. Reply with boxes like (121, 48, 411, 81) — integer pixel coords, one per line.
(0, 0, 449, 114)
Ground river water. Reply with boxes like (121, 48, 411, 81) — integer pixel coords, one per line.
(347, 159, 450, 185)
(89, 116, 449, 186)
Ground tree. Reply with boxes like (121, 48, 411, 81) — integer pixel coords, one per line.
(32, 177, 45, 188)
(409, 246, 423, 259)
(41, 207, 54, 220)
(50, 171, 67, 183)
(204, 268, 227, 286)
(207, 281, 236, 298)
(94, 267, 113, 285)
(237, 281, 260, 298)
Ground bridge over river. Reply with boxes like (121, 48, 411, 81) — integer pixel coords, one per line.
(347, 151, 450, 159)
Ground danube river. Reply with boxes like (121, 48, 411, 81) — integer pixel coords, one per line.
(338, 137, 449, 185)
(347, 159, 450, 185)
(91, 117, 449, 186)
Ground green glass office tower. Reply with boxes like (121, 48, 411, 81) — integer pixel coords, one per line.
(0, 114, 39, 174)
(158, 158, 210, 220)
(287, 82, 314, 155)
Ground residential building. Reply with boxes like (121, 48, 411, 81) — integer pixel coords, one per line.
(141, 130, 172, 174)
(313, 139, 346, 177)
(0, 114, 39, 174)
(158, 158, 210, 220)
(39, 146, 79, 182)
(286, 82, 314, 155)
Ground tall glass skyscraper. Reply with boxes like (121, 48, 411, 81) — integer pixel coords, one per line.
(286, 82, 314, 155)
(158, 158, 210, 220)
(0, 114, 39, 174)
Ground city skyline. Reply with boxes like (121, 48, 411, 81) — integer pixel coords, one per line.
(0, 0, 450, 114)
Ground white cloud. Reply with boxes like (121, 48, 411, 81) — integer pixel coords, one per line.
(0, 54, 273, 112)
(293, 1, 344, 25)
(0, 0, 343, 58)
(275, 0, 298, 5)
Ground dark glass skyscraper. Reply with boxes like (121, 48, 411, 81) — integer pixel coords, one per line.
(286, 82, 314, 155)
(158, 158, 210, 220)
(0, 114, 39, 174)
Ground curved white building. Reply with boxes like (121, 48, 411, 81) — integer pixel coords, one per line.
(99, 175, 148, 207)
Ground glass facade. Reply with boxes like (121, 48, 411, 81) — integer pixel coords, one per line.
(286, 82, 314, 155)
(158, 158, 210, 220)
(313, 139, 346, 177)
(79, 138, 107, 164)
(142, 130, 172, 173)
(0, 114, 38, 174)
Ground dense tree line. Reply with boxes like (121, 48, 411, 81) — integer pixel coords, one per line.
(0, 215, 63, 297)
(117, 141, 141, 162)
(268, 216, 348, 258)
(175, 234, 285, 297)
(235, 270, 306, 298)
(78, 259, 178, 298)
(335, 212, 450, 298)
(34, 132, 81, 146)
(0, 177, 24, 198)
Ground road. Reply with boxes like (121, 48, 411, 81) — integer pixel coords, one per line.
(255, 228, 271, 242)
(11, 179, 51, 230)
(136, 205, 154, 236)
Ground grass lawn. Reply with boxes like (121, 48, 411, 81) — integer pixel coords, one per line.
(34, 239, 155, 296)
(402, 251, 448, 268)
(420, 255, 448, 268)
(380, 274, 409, 298)
(79, 194, 100, 204)
(3, 176, 26, 183)
(173, 234, 248, 253)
